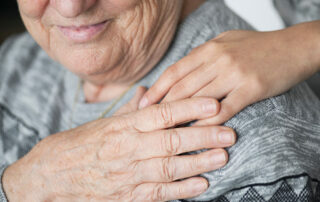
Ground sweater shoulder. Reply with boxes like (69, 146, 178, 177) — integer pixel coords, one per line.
(0, 33, 65, 128)
(0, 33, 63, 85)
(225, 82, 320, 130)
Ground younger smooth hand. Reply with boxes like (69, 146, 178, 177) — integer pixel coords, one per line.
(139, 24, 320, 125)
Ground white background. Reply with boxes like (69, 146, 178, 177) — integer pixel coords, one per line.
(224, 0, 285, 31)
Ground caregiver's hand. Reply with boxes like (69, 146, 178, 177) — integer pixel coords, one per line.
(139, 22, 320, 125)
(3, 97, 236, 202)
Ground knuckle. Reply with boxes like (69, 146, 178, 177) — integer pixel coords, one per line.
(104, 135, 123, 155)
(162, 129, 181, 155)
(152, 184, 167, 201)
(224, 62, 246, 84)
(129, 160, 142, 182)
(220, 51, 237, 66)
(250, 76, 266, 95)
(110, 187, 134, 201)
(230, 69, 246, 84)
(166, 64, 181, 82)
(161, 157, 176, 182)
(149, 83, 162, 96)
(204, 40, 220, 52)
(105, 116, 131, 132)
(166, 64, 177, 75)
(156, 103, 175, 127)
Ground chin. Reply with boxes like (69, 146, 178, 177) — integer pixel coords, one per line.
(56, 44, 122, 77)
(69, 61, 112, 79)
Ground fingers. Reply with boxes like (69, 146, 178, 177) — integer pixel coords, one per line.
(128, 97, 220, 132)
(135, 126, 235, 159)
(161, 64, 217, 103)
(136, 149, 228, 183)
(134, 177, 208, 201)
(114, 86, 147, 116)
(193, 76, 233, 100)
(138, 51, 203, 109)
(194, 87, 254, 126)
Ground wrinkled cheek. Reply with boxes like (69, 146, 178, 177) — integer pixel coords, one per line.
(20, 13, 55, 61)
(108, 0, 140, 12)
(17, 0, 48, 19)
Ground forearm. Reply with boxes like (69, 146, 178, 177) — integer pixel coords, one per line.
(284, 20, 320, 74)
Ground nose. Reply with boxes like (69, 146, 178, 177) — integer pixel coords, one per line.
(51, 0, 97, 18)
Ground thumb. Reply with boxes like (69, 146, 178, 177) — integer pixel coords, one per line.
(114, 86, 148, 116)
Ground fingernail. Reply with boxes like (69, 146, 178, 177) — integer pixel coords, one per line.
(202, 100, 217, 115)
(139, 97, 148, 109)
(212, 151, 227, 165)
(193, 182, 208, 194)
(218, 131, 235, 144)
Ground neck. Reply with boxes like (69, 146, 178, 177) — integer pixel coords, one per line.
(83, 82, 132, 103)
(83, 0, 206, 103)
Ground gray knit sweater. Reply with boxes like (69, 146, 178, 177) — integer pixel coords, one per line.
(0, 0, 319, 201)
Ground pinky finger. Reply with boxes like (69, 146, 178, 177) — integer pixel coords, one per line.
(194, 87, 254, 126)
(134, 177, 208, 201)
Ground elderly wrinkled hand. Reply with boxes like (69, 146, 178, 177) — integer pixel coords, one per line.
(3, 97, 236, 201)
(140, 25, 320, 125)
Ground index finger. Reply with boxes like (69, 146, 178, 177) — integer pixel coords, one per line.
(138, 51, 202, 109)
(130, 97, 220, 132)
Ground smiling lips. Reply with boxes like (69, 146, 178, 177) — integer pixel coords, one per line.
(58, 20, 109, 43)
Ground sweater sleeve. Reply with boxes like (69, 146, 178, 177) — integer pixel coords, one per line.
(0, 34, 41, 202)
(180, 81, 320, 201)
(0, 163, 8, 202)
(274, 0, 320, 26)
(0, 36, 16, 202)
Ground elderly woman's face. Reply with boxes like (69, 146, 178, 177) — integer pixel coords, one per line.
(17, 0, 183, 84)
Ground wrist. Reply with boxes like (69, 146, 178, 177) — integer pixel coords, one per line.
(2, 160, 41, 202)
(3, 162, 26, 201)
(285, 21, 320, 74)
